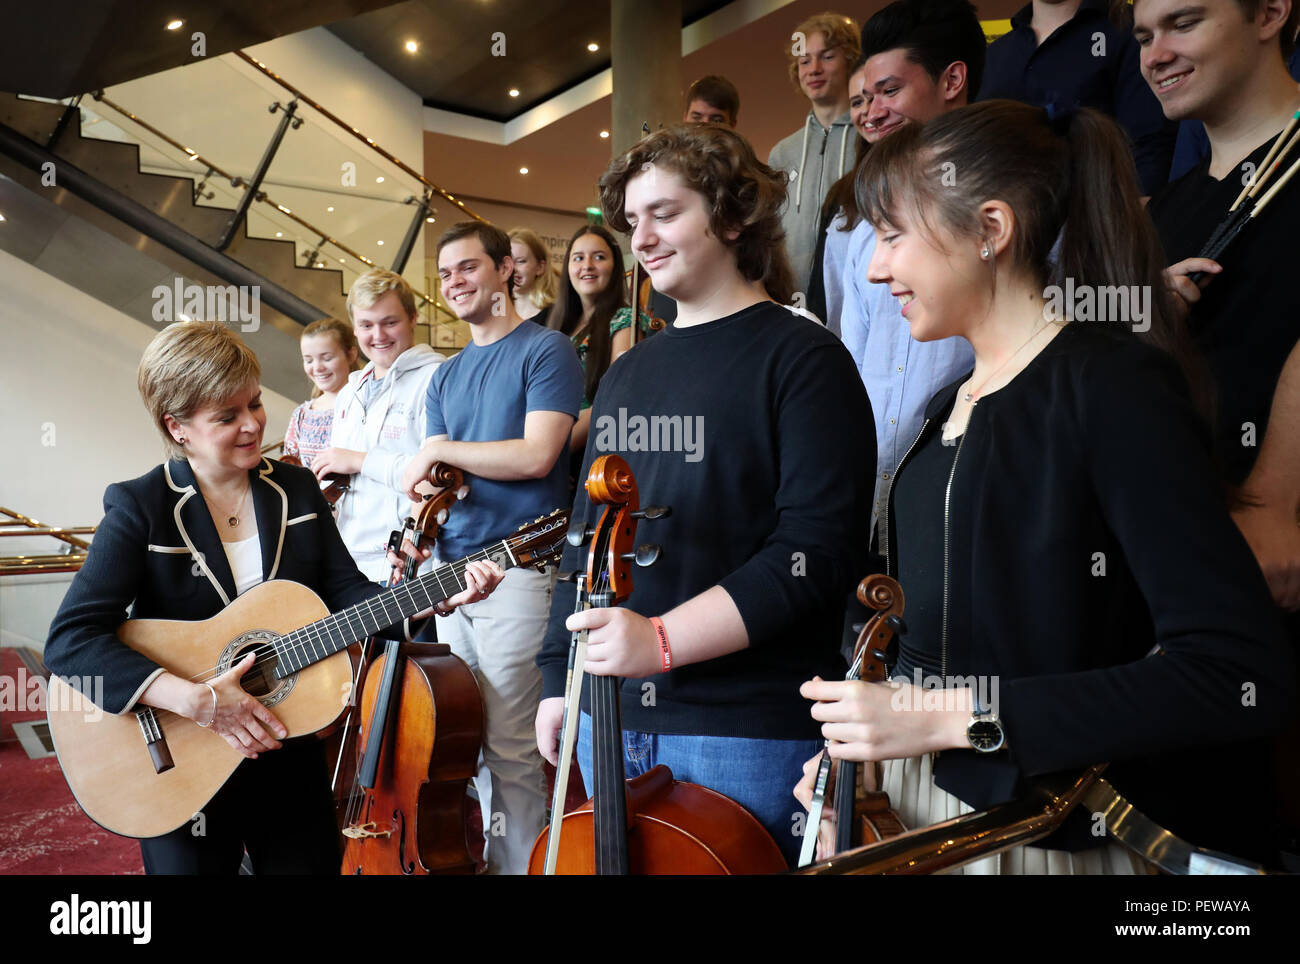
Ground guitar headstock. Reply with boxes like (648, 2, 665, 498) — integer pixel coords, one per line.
(509, 509, 571, 571)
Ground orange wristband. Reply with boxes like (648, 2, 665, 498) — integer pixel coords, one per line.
(649, 616, 672, 672)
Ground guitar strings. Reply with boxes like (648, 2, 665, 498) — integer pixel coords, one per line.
(145, 528, 559, 726)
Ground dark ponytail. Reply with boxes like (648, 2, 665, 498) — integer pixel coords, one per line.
(855, 99, 1213, 426)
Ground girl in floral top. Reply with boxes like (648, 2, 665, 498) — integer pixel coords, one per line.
(282, 318, 361, 468)
(544, 224, 653, 451)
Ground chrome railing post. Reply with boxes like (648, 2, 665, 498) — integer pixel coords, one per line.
(216, 98, 302, 251)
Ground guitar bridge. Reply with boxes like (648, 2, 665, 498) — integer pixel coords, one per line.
(136, 707, 174, 774)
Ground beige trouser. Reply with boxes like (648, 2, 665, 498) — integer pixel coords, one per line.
(435, 565, 555, 875)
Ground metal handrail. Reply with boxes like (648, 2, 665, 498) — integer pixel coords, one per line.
(80, 92, 463, 338)
(0, 507, 92, 575)
(233, 50, 485, 225)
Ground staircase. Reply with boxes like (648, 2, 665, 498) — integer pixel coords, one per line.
(0, 93, 468, 353)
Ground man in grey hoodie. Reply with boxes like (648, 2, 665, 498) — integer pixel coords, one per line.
(768, 11, 860, 298)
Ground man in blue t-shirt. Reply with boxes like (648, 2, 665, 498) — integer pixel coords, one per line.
(402, 220, 583, 875)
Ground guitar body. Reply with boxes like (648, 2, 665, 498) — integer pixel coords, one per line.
(341, 642, 483, 875)
(46, 580, 353, 839)
(528, 765, 787, 875)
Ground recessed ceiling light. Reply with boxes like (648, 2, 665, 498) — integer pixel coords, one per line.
(326, 206, 334, 212)
(275, 231, 282, 237)
(599, 130, 609, 139)
(426, 216, 435, 223)
(376, 176, 384, 183)
(519, 167, 529, 175)
(587, 42, 599, 52)
(405, 40, 418, 53)
(0, 213, 6, 222)
(508, 88, 520, 98)
(339, 258, 345, 263)
(166, 19, 184, 31)
(377, 240, 384, 245)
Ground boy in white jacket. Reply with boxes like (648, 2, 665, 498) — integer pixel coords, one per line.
(313, 269, 445, 582)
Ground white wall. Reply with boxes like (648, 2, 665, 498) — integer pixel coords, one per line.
(0, 250, 297, 650)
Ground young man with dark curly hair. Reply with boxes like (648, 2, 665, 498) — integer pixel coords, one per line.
(533, 124, 875, 865)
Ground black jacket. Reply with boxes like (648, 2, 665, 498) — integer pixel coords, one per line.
(884, 322, 1295, 858)
(45, 458, 410, 715)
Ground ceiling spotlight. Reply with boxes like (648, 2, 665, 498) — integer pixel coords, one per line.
(426, 216, 435, 223)
(326, 206, 334, 212)
(508, 88, 520, 98)
(519, 166, 529, 175)
(405, 40, 418, 53)
(166, 19, 184, 31)
(275, 231, 282, 237)
(339, 258, 345, 263)
(376, 176, 385, 183)
(599, 130, 609, 139)
(0, 213, 7, 222)
(377, 240, 385, 245)
(587, 42, 599, 52)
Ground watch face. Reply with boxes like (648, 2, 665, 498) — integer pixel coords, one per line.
(968, 719, 1005, 753)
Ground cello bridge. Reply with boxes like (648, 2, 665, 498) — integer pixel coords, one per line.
(342, 821, 393, 840)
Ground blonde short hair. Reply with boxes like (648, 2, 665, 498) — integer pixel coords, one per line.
(786, 12, 861, 91)
(345, 268, 418, 323)
(138, 321, 261, 461)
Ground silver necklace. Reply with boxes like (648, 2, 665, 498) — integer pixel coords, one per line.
(963, 321, 1053, 403)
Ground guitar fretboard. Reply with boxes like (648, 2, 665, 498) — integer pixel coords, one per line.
(272, 541, 515, 678)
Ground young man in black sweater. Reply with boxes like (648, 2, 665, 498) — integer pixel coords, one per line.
(534, 124, 875, 864)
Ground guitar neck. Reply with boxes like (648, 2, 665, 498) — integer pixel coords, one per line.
(273, 539, 518, 679)
(590, 673, 629, 875)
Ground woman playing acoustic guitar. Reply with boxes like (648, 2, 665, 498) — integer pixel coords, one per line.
(45, 321, 502, 875)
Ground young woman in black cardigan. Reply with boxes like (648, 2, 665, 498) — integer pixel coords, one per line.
(44, 321, 502, 874)
(795, 101, 1295, 872)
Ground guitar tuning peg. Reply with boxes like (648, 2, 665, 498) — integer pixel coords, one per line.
(631, 505, 671, 521)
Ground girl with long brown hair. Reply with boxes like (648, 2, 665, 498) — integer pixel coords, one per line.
(795, 100, 1293, 873)
(544, 223, 651, 451)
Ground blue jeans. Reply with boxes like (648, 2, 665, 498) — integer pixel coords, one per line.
(576, 712, 821, 866)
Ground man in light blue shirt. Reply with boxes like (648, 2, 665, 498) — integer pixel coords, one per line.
(834, 0, 985, 537)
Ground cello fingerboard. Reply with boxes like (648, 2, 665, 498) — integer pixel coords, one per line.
(590, 673, 629, 875)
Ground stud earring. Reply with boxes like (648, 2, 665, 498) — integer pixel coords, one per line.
(980, 243, 992, 260)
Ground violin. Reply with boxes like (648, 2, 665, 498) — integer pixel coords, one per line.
(798, 574, 909, 867)
(528, 455, 786, 874)
(279, 453, 348, 506)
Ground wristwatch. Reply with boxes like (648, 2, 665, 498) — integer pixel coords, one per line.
(965, 693, 1006, 753)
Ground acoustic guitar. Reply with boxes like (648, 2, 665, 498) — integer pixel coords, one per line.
(46, 511, 569, 839)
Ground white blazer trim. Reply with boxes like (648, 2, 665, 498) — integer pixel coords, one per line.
(286, 513, 318, 526)
(164, 462, 232, 608)
(258, 458, 288, 581)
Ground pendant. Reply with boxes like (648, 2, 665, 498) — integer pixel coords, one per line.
(963, 393, 973, 402)
(227, 516, 239, 528)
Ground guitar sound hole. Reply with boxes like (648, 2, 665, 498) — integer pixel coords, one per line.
(235, 642, 280, 698)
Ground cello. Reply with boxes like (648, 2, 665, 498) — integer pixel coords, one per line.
(323, 465, 469, 825)
(798, 573, 909, 866)
(528, 455, 786, 875)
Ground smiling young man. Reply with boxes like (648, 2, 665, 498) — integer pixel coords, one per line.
(834, 0, 984, 549)
(534, 125, 874, 866)
(768, 11, 860, 295)
(400, 220, 583, 875)
(313, 269, 445, 581)
(1138, 0, 1300, 829)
